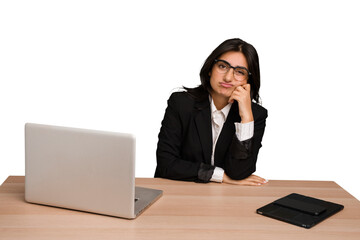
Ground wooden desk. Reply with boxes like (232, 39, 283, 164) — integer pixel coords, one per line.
(0, 176, 359, 240)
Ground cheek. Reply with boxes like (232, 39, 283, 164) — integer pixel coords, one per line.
(209, 74, 217, 88)
(235, 79, 248, 86)
(209, 79, 216, 91)
(209, 70, 221, 83)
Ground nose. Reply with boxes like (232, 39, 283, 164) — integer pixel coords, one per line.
(224, 68, 234, 82)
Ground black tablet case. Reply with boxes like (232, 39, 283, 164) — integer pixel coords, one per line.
(256, 193, 344, 229)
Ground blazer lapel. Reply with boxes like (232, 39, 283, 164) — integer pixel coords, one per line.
(214, 102, 240, 167)
(194, 98, 212, 165)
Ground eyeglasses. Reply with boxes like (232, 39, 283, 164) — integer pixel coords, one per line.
(214, 59, 251, 81)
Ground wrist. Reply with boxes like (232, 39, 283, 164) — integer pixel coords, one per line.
(240, 115, 253, 123)
(239, 108, 253, 123)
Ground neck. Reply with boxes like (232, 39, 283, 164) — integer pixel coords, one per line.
(210, 92, 229, 110)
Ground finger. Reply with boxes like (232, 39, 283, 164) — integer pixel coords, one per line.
(231, 88, 245, 99)
(248, 174, 265, 181)
(247, 179, 265, 185)
(241, 180, 264, 186)
(247, 175, 268, 184)
(229, 88, 240, 102)
(228, 95, 234, 103)
(230, 92, 240, 101)
(228, 179, 259, 186)
(225, 177, 266, 186)
(235, 85, 247, 92)
(243, 84, 251, 91)
(250, 176, 267, 184)
(229, 93, 241, 104)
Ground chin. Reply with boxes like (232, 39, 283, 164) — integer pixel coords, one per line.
(211, 87, 233, 99)
(219, 89, 233, 97)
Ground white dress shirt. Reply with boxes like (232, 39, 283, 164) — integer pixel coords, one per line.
(209, 97, 254, 182)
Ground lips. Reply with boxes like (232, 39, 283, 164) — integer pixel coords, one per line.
(220, 82, 233, 88)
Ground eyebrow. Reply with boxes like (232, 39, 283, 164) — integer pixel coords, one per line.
(217, 59, 248, 70)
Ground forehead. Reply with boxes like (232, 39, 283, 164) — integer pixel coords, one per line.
(218, 51, 248, 68)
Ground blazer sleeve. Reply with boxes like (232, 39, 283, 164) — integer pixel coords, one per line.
(155, 93, 214, 182)
(224, 105, 268, 180)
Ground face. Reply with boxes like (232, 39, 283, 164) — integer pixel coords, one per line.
(209, 51, 249, 100)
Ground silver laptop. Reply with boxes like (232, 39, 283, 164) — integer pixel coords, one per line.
(25, 123, 162, 219)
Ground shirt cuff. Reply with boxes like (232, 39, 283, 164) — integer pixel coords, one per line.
(235, 121, 254, 141)
(210, 167, 224, 183)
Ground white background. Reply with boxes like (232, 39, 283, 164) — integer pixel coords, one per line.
(1, 0, 359, 200)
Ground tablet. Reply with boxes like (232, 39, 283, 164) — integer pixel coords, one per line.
(256, 193, 344, 229)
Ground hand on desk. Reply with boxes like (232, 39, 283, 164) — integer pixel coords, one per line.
(223, 173, 268, 186)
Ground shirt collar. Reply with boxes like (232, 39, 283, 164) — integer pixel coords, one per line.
(209, 95, 232, 119)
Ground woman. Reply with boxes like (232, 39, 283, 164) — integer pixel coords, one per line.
(155, 38, 268, 186)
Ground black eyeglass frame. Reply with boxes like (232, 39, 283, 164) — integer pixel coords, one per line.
(214, 59, 251, 77)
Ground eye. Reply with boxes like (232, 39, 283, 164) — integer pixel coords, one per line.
(234, 68, 246, 76)
(219, 63, 227, 69)
(217, 62, 229, 70)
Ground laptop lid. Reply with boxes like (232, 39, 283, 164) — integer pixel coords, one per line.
(25, 123, 140, 218)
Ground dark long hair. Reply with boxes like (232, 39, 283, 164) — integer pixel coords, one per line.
(185, 38, 261, 103)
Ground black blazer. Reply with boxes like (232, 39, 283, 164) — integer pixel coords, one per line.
(155, 91, 267, 182)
